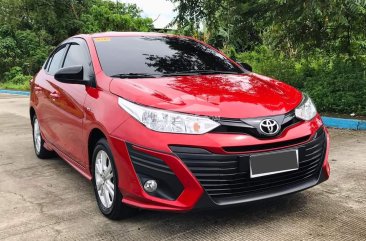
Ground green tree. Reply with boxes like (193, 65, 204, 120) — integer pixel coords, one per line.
(170, 0, 267, 52)
(261, 0, 366, 56)
(170, 0, 366, 56)
(80, 0, 153, 33)
(0, 0, 153, 80)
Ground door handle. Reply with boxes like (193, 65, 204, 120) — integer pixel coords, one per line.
(50, 92, 60, 99)
(34, 86, 42, 91)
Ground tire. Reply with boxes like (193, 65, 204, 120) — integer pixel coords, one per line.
(32, 115, 55, 159)
(92, 138, 137, 220)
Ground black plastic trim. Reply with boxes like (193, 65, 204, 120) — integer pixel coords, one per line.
(223, 135, 311, 152)
(127, 143, 183, 200)
(171, 127, 327, 206)
(211, 111, 302, 139)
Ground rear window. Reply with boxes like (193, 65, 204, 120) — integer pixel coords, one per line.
(93, 36, 242, 77)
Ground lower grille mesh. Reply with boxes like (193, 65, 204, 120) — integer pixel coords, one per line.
(172, 128, 326, 203)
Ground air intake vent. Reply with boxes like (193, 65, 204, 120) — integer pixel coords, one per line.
(171, 127, 326, 204)
(127, 144, 183, 200)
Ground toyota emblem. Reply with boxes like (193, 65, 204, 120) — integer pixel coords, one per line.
(259, 119, 280, 136)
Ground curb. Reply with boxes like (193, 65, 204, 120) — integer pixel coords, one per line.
(0, 89, 365, 130)
(321, 116, 366, 130)
(0, 89, 30, 96)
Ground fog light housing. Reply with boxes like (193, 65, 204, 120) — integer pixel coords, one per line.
(144, 179, 157, 193)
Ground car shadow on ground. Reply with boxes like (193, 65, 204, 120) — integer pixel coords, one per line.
(119, 191, 317, 239)
(138, 191, 309, 220)
(50, 153, 316, 230)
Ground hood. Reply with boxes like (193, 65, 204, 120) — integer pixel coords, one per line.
(110, 73, 303, 119)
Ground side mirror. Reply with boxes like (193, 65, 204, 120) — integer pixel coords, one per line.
(55, 65, 89, 85)
(237, 62, 253, 72)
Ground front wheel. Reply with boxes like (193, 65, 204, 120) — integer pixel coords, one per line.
(92, 138, 137, 219)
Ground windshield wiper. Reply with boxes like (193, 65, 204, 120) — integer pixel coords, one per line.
(163, 70, 241, 76)
(111, 70, 241, 78)
(111, 73, 160, 79)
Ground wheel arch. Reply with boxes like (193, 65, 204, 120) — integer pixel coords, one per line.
(88, 128, 107, 173)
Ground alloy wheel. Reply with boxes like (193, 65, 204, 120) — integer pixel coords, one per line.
(33, 119, 41, 154)
(95, 150, 115, 208)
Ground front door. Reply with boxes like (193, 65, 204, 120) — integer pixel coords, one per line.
(49, 39, 95, 166)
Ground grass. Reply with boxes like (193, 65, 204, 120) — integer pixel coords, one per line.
(0, 81, 30, 91)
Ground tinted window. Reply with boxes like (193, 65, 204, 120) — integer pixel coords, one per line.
(48, 46, 67, 75)
(94, 36, 242, 77)
(63, 44, 87, 68)
(44, 57, 51, 70)
(63, 43, 92, 80)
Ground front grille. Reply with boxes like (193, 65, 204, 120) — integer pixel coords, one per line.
(172, 127, 326, 204)
(223, 135, 310, 152)
(211, 111, 302, 138)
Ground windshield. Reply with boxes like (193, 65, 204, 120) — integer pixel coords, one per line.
(93, 36, 243, 78)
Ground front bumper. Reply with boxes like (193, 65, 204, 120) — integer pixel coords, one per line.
(109, 115, 330, 212)
(173, 127, 328, 209)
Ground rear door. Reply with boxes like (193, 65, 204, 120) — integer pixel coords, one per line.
(48, 39, 94, 166)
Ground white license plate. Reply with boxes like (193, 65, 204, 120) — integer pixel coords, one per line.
(250, 149, 299, 178)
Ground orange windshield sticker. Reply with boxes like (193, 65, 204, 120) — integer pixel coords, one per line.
(94, 37, 111, 42)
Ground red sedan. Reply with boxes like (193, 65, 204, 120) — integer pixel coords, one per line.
(30, 32, 330, 219)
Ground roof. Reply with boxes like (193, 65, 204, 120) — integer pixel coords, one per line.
(61, 31, 195, 47)
(76, 31, 177, 39)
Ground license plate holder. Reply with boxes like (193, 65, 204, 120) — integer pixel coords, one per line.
(250, 149, 299, 178)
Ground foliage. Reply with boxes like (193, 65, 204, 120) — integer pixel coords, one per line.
(80, 1, 153, 33)
(0, 67, 31, 90)
(170, 0, 366, 56)
(260, 0, 366, 56)
(0, 0, 153, 84)
(1, 0, 365, 115)
(0, 81, 30, 90)
(237, 47, 366, 115)
(170, 0, 265, 52)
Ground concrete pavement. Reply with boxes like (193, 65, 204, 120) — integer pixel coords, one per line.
(0, 94, 365, 241)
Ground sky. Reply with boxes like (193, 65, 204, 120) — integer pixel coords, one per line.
(120, 0, 176, 28)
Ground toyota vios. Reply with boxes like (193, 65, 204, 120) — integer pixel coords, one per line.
(30, 32, 330, 219)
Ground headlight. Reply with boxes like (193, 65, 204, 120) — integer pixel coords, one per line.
(118, 97, 220, 134)
(295, 94, 317, 121)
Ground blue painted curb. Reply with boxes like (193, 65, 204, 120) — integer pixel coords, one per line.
(322, 116, 366, 130)
(0, 89, 30, 96)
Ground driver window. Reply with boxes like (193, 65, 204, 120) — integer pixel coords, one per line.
(48, 46, 67, 75)
(63, 43, 93, 80)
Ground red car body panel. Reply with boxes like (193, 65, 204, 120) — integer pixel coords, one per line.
(109, 73, 303, 119)
(30, 32, 330, 212)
